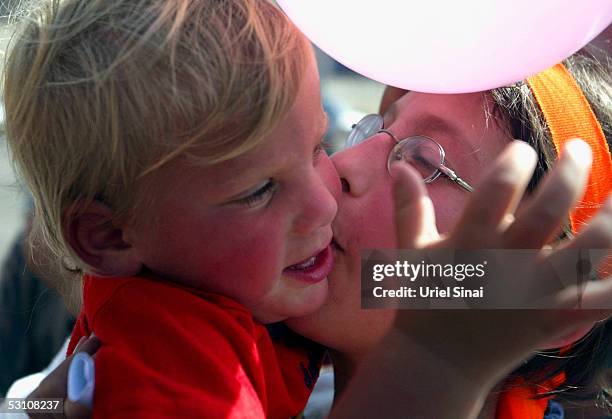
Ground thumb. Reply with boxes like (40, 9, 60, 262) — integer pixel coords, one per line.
(392, 163, 439, 248)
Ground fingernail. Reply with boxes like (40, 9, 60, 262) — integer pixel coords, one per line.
(67, 352, 95, 408)
(507, 140, 537, 168)
(564, 139, 592, 167)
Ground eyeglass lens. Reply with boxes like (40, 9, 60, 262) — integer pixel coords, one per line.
(346, 114, 383, 147)
(387, 137, 443, 182)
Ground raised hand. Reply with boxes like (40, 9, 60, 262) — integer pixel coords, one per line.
(391, 139, 612, 387)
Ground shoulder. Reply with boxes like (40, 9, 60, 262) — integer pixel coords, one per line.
(82, 274, 270, 366)
(84, 274, 255, 330)
(85, 276, 273, 416)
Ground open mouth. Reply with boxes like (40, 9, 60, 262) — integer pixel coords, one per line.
(284, 245, 334, 283)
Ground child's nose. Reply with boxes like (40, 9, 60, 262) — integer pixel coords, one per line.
(292, 173, 338, 236)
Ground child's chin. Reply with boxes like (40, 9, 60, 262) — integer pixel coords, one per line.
(255, 288, 329, 324)
(540, 324, 594, 350)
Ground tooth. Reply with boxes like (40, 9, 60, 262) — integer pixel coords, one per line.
(295, 256, 316, 269)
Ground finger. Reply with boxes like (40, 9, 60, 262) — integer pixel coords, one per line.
(557, 196, 612, 251)
(504, 139, 593, 248)
(74, 335, 101, 355)
(551, 278, 612, 309)
(579, 279, 612, 309)
(546, 197, 612, 290)
(73, 336, 87, 352)
(391, 163, 439, 248)
(451, 141, 536, 247)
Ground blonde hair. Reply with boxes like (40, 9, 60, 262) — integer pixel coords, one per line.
(4, 0, 310, 266)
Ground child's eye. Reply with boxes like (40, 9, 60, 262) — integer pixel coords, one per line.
(236, 180, 276, 208)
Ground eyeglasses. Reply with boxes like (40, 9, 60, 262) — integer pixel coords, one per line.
(346, 114, 474, 192)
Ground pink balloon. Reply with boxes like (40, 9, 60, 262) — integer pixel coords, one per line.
(278, 0, 612, 93)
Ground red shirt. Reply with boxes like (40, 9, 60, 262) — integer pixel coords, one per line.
(68, 275, 323, 418)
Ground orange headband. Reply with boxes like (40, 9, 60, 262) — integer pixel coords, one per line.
(526, 63, 612, 233)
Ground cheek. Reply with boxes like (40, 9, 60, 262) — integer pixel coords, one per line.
(359, 195, 397, 249)
(341, 187, 398, 252)
(139, 205, 287, 302)
(201, 220, 284, 280)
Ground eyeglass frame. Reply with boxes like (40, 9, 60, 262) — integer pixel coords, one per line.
(347, 114, 474, 193)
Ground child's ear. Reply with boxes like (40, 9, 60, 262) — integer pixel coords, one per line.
(64, 201, 142, 277)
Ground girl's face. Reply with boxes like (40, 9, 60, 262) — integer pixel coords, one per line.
(286, 92, 513, 354)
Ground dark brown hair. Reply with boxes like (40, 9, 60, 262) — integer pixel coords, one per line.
(491, 47, 611, 413)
